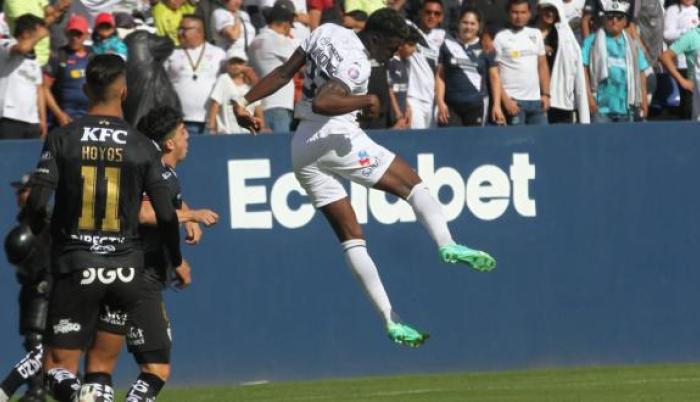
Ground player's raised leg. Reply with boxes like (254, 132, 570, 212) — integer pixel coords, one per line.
(320, 198, 429, 347)
(374, 156, 496, 272)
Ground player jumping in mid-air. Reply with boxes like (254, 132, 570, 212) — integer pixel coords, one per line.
(233, 8, 496, 347)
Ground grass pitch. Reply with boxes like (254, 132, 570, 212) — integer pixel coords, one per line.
(117, 363, 700, 401)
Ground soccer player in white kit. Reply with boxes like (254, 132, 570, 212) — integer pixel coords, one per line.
(233, 8, 496, 347)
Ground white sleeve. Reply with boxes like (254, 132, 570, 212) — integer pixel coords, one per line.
(209, 76, 226, 104)
(214, 9, 234, 32)
(493, 34, 504, 63)
(536, 30, 546, 56)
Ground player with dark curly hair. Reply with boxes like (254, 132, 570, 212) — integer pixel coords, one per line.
(75, 105, 219, 402)
(233, 8, 496, 348)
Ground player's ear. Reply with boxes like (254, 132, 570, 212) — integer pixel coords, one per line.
(164, 138, 175, 153)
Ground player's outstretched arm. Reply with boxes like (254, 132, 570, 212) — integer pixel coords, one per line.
(139, 200, 219, 226)
(312, 79, 380, 117)
(233, 48, 306, 131)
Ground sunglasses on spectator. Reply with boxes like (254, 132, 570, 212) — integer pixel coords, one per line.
(605, 12, 626, 21)
(423, 10, 442, 16)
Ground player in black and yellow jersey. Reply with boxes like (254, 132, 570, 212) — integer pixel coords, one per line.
(20, 54, 183, 402)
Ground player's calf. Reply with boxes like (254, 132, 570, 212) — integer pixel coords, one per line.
(0, 345, 43, 402)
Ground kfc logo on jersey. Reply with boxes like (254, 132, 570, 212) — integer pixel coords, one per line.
(53, 319, 81, 334)
(81, 127, 128, 144)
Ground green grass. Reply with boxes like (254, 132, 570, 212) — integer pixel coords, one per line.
(110, 363, 700, 401)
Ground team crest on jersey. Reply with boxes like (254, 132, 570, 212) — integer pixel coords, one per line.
(347, 63, 360, 80)
(358, 150, 371, 167)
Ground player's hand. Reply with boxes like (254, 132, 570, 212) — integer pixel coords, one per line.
(233, 101, 262, 134)
(361, 94, 381, 119)
(194, 209, 219, 226)
(174, 259, 192, 289)
(503, 97, 520, 116)
(588, 94, 598, 115)
(541, 95, 550, 112)
(184, 221, 202, 245)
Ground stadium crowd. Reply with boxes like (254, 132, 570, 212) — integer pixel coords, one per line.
(0, 0, 697, 139)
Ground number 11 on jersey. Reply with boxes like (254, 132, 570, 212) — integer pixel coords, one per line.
(78, 165, 121, 232)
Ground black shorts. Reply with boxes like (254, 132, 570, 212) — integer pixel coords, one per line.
(45, 268, 156, 351)
(96, 276, 171, 363)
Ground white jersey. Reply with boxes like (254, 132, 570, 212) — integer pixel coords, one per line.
(407, 24, 445, 104)
(294, 23, 371, 126)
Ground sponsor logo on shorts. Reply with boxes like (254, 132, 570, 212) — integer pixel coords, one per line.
(100, 306, 128, 326)
(80, 267, 135, 285)
(53, 319, 81, 334)
(126, 327, 145, 346)
(358, 150, 383, 178)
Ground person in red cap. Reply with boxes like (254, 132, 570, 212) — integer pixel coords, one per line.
(43, 14, 92, 126)
(92, 12, 127, 60)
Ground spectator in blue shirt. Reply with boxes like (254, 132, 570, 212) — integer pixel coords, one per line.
(582, 0, 648, 122)
(436, 7, 496, 126)
(43, 14, 91, 126)
(92, 12, 128, 60)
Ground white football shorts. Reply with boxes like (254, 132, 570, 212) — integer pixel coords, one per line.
(292, 120, 396, 208)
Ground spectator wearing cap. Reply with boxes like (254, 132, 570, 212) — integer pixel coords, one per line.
(43, 13, 91, 127)
(582, 0, 648, 122)
(259, 0, 311, 41)
(492, 0, 551, 126)
(0, 14, 49, 140)
(3, 0, 71, 65)
(152, 0, 197, 46)
(213, 0, 256, 58)
(92, 13, 128, 60)
(248, 1, 298, 132)
(536, 0, 590, 123)
(208, 56, 264, 134)
(164, 14, 226, 135)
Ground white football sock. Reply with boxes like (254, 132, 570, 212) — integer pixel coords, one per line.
(343, 239, 393, 324)
(0, 389, 9, 402)
(407, 182, 455, 247)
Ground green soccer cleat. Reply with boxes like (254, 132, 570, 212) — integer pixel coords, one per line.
(439, 244, 496, 272)
(387, 321, 430, 348)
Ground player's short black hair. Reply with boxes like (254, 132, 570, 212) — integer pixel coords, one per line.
(345, 10, 369, 22)
(227, 57, 247, 65)
(507, 0, 531, 11)
(363, 8, 409, 41)
(137, 106, 184, 145)
(421, 0, 444, 10)
(13, 14, 46, 37)
(86, 54, 126, 102)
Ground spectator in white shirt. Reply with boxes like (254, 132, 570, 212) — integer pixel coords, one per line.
(259, 0, 311, 42)
(213, 0, 256, 57)
(208, 56, 264, 133)
(407, 0, 447, 129)
(664, 0, 699, 119)
(0, 14, 48, 140)
(492, 0, 551, 125)
(164, 14, 226, 135)
(248, 1, 298, 132)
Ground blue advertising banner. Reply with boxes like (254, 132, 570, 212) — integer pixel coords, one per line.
(0, 122, 699, 386)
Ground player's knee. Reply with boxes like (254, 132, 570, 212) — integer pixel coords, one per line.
(44, 347, 81, 373)
(140, 363, 170, 382)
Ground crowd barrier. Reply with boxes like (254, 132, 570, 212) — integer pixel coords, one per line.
(1, 122, 699, 386)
